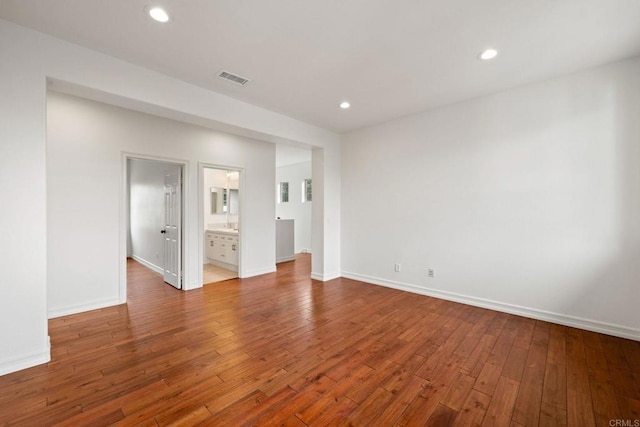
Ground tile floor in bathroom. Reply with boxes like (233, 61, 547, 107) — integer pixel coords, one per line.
(203, 263, 238, 284)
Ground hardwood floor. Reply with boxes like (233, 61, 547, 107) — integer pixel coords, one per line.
(0, 255, 638, 426)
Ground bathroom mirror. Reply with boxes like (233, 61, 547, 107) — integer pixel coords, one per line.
(210, 187, 224, 214)
(228, 189, 239, 215)
(211, 187, 239, 215)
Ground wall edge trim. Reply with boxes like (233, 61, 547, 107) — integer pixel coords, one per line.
(341, 271, 640, 341)
(131, 255, 164, 275)
(48, 298, 122, 319)
(0, 347, 51, 377)
(310, 271, 341, 282)
(240, 266, 277, 279)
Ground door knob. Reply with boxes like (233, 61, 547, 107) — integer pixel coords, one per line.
(160, 230, 166, 234)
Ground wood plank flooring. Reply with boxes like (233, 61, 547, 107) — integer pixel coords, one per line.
(0, 255, 638, 426)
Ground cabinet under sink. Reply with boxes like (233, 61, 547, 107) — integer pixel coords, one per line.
(205, 230, 239, 270)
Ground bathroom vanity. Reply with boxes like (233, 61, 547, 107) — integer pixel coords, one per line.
(205, 229, 239, 271)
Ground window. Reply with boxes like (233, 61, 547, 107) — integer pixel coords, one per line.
(278, 182, 289, 203)
(302, 179, 312, 202)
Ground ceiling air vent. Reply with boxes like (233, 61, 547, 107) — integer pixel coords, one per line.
(217, 70, 251, 86)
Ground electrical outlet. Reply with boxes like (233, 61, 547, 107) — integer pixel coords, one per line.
(394, 263, 401, 272)
(428, 268, 435, 278)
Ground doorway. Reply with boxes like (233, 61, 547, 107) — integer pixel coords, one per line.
(202, 166, 241, 284)
(126, 157, 185, 290)
(275, 145, 313, 262)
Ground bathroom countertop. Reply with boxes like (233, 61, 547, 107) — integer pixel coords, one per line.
(206, 228, 239, 235)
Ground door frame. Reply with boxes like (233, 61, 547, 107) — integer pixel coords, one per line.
(198, 162, 245, 285)
(120, 152, 189, 303)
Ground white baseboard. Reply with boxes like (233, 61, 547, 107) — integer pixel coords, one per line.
(310, 271, 342, 282)
(341, 271, 640, 341)
(0, 345, 50, 376)
(48, 297, 122, 319)
(276, 256, 296, 263)
(185, 280, 202, 291)
(131, 255, 163, 275)
(240, 266, 277, 278)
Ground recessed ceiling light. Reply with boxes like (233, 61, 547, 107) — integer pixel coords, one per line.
(148, 6, 170, 23)
(340, 101, 351, 109)
(479, 49, 498, 60)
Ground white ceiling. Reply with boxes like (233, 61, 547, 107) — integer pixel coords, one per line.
(2, 1, 639, 133)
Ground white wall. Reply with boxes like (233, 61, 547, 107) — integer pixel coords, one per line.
(342, 56, 640, 340)
(276, 161, 313, 253)
(0, 23, 49, 376)
(0, 19, 340, 375)
(47, 91, 277, 316)
(128, 159, 181, 273)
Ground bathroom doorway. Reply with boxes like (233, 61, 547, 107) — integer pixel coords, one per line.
(202, 166, 241, 284)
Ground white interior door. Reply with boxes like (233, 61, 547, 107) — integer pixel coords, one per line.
(163, 169, 182, 289)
